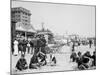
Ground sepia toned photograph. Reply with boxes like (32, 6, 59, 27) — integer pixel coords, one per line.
(11, 0, 96, 74)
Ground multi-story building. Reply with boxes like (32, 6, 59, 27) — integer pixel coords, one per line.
(11, 7, 36, 40)
(11, 7, 31, 26)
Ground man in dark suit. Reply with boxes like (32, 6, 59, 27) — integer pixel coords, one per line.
(22, 40, 27, 55)
(40, 36, 47, 54)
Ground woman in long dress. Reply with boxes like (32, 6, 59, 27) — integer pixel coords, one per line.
(13, 39, 19, 56)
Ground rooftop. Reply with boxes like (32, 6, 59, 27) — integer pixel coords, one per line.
(11, 7, 31, 15)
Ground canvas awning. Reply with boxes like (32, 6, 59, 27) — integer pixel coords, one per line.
(16, 22, 36, 33)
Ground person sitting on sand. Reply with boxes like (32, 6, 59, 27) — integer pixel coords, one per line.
(29, 54, 39, 69)
(15, 54, 28, 71)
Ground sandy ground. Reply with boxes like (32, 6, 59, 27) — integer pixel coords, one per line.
(11, 44, 95, 74)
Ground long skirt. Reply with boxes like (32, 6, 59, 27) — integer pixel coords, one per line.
(14, 45, 18, 55)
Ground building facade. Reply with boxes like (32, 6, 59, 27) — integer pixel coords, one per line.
(37, 23, 54, 44)
(11, 7, 36, 40)
(11, 7, 31, 27)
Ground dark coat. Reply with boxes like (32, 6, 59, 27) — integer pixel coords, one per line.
(18, 42, 23, 52)
(70, 52, 77, 62)
(16, 58, 28, 71)
(29, 54, 39, 69)
(83, 53, 91, 58)
(91, 54, 96, 66)
(52, 56, 56, 64)
(22, 40, 27, 52)
(76, 56, 83, 67)
(29, 55, 38, 67)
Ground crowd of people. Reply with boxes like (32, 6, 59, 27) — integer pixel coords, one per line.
(15, 53, 56, 71)
(12, 35, 57, 71)
(15, 52, 56, 71)
(12, 35, 47, 56)
(70, 41, 96, 70)
(12, 35, 96, 72)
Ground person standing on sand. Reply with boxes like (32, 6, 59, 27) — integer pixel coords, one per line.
(13, 39, 19, 56)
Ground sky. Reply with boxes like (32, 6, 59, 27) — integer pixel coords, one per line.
(12, 0, 95, 37)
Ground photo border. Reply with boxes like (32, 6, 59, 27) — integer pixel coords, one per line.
(10, 0, 96, 74)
